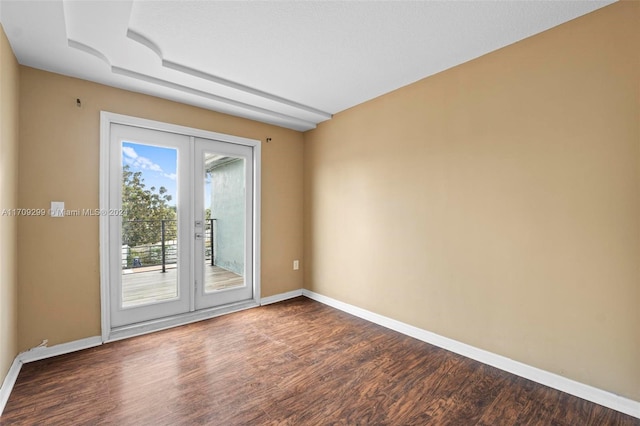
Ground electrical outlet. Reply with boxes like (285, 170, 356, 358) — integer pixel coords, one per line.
(293, 260, 299, 270)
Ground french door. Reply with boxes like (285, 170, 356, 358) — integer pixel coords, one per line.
(193, 138, 253, 310)
(104, 118, 258, 330)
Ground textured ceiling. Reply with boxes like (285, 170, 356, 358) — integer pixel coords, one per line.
(0, 0, 615, 131)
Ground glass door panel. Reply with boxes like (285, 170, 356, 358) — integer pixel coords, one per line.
(121, 142, 179, 307)
(204, 153, 246, 292)
(195, 138, 253, 310)
(109, 124, 190, 327)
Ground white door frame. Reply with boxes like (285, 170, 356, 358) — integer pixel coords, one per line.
(99, 111, 261, 342)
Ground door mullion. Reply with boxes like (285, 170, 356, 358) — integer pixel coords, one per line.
(189, 136, 196, 312)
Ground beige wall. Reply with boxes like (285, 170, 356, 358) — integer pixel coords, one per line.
(304, 1, 639, 401)
(0, 24, 20, 380)
(7, 0, 639, 404)
(18, 67, 304, 351)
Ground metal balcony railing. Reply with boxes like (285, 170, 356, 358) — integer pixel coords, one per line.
(122, 219, 216, 272)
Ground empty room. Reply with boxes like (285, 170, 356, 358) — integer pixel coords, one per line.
(0, 0, 638, 424)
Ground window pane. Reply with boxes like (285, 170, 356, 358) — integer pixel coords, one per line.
(203, 153, 245, 292)
(121, 142, 179, 307)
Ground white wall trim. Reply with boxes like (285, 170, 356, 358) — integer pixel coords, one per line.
(302, 289, 640, 419)
(0, 357, 22, 416)
(252, 138, 262, 307)
(261, 289, 303, 306)
(99, 111, 112, 343)
(17, 336, 103, 364)
(0, 336, 103, 416)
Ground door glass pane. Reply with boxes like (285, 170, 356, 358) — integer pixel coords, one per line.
(121, 142, 179, 307)
(204, 152, 245, 292)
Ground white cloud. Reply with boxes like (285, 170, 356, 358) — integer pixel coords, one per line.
(135, 156, 163, 172)
(122, 146, 164, 173)
(163, 173, 177, 180)
(122, 146, 138, 159)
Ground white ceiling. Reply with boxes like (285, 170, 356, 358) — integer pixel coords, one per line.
(0, 0, 615, 131)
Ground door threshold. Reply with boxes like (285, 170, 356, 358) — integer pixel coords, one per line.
(106, 299, 259, 343)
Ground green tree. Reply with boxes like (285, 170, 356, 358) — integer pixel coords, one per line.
(122, 165, 176, 248)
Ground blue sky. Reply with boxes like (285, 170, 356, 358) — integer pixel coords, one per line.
(122, 142, 212, 209)
(122, 142, 178, 206)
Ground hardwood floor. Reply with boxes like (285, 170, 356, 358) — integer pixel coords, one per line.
(2, 297, 637, 425)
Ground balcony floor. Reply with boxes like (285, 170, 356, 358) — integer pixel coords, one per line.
(122, 265, 244, 307)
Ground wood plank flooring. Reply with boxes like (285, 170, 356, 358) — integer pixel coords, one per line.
(2, 297, 637, 425)
(122, 265, 244, 307)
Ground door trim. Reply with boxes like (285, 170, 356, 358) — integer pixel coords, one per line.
(99, 111, 261, 342)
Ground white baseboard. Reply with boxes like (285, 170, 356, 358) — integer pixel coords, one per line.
(0, 336, 103, 417)
(0, 357, 22, 417)
(302, 289, 640, 419)
(18, 336, 103, 364)
(261, 289, 303, 306)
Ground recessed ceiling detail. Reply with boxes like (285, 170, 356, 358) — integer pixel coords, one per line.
(125, 28, 163, 59)
(67, 39, 111, 67)
(111, 65, 318, 130)
(160, 61, 332, 121)
(125, 27, 332, 122)
(0, 0, 616, 131)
